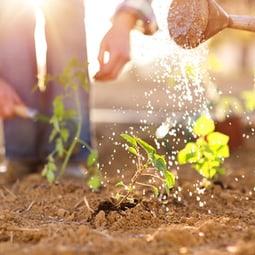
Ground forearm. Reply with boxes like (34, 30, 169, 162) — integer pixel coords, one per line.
(112, 10, 137, 32)
(95, 0, 157, 81)
(114, 0, 158, 35)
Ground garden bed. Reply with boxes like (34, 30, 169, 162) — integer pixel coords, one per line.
(0, 125, 255, 255)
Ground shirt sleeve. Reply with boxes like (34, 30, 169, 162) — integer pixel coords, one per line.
(114, 0, 158, 35)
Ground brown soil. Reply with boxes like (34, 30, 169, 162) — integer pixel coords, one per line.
(0, 125, 255, 255)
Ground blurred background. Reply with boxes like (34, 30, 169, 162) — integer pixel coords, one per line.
(4, 0, 252, 172)
(86, 0, 255, 123)
(1, 0, 255, 176)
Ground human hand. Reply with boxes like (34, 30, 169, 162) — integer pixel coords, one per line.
(94, 12, 137, 81)
(0, 79, 24, 118)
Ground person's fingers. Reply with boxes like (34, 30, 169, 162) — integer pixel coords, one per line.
(94, 63, 121, 81)
(0, 94, 24, 118)
(97, 44, 106, 67)
(0, 101, 13, 118)
(94, 61, 123, 81)
(94, 52, 130, 81)
(0, 79, 24, 118)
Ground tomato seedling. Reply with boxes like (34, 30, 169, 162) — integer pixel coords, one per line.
(40, 58, 101, 189)
(115, 134, 175, 207)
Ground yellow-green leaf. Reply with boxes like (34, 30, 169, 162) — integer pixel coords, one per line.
(193, 115, 215, 136)
(207, 132, 229, 146)
(121, 133, 137, 147)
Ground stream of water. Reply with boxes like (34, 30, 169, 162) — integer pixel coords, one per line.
(97, 0, 215, 203)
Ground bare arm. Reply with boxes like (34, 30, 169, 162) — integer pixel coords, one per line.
(94, 0, 158, 81)
(94, 11, 136, 81)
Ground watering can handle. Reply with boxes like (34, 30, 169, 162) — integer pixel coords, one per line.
(229, 15, 255, 32)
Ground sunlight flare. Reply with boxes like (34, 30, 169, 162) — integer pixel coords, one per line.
(33, 1, 47, 90)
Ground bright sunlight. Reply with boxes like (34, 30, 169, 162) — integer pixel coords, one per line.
(33, 0, 173, 81)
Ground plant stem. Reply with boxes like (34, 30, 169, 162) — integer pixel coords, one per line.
(75, 138, 93, 152)
(141, 172, 163, 182)
(115, 161, 146, 208)
(56, 87, 82, 181)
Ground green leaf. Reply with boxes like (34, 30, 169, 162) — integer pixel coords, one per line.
(87, 175, 101, 190)
(128, 147, 138, 156)
(46, 171, 55, 184)
(49, 116, 60, 132)
(193, 115, 215, 136)
(152, 154, 167, 171)
(87, 151, 98, 167)
(152, 186, 159, 197)
(209, 159, 221, 168)
(185, 63, 198, 80)
(41, 162, 56, 183)
(56, 137, 64, 157)
(198, 162, 217, 179)
(178, 142, 200, 164)
(136, 137, 156, 155)
(242, 89, 255, 112)
(207, 132, 229, 146)
(53, 96, 65, 120)
(177, 149, 188, 164)
(120, 133, 137, 147)
(164, 170, 175, 190)
(203, 147, 215, 160)
(186, 151, 201, 163)
(184, 142, 198, 153)
(115, 192, 121, 200)
(128, 185, 133, 193)
(216, 144, 230, 158)
(196, 137, 206, 146)
(77, 69, 89, 91)
(64, 109, 77, 119)
(115, 181, 125, 187)
(60, 128, 69, 142)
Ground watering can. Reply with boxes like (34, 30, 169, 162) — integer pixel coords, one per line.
(168, 0, 255, 49)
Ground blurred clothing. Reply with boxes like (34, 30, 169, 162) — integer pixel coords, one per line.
(0, 0, 157, 164)
(0, 0, 90, 163)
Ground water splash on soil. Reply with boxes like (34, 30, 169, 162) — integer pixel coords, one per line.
(96, 0, 229, 203)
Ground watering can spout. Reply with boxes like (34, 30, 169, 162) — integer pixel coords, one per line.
(203, 0, 229, 40)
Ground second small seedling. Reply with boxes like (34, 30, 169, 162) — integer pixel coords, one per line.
(178, 115, 230, 182)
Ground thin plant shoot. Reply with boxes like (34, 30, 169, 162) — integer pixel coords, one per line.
(41, 58, 101, 188)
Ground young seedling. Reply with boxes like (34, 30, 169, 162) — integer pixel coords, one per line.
(242, 87, 255, 113)
(177, 115, 230, 184)
(41, 58, 101, 189)
(211, 95, 243, 122)
(115, 134, 175, 207)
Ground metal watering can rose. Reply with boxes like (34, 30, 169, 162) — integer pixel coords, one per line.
(168, 0, 255, 49)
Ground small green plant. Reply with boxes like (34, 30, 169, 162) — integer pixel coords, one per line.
(115, 134, 175, 207)
(242, 87, 255, 113)
(211, 95, 243, 122)
(177, 115, 230, 182)
(41, 58, 101, 189)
